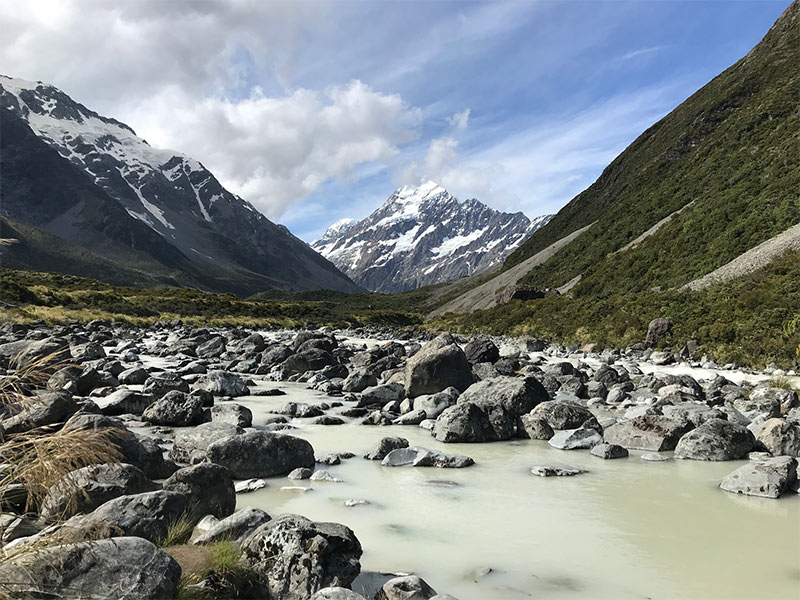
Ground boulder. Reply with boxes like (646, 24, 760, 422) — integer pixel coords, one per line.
(464, 338, 500, 365)
(756, 418, 800, 457)
(376, 575, 437, 600)
(413, 387, 459, 419)
(530, 465, 586, 477)
(117, 366, 150, 385)
(280, 349, 337, 376)
(519, 414, 554, 440)
(645, 317, 671, 347)
(206, 431, 315, 478)
(432, 402, 496, 443)
(194, 370, 249, 397)
(142, 373, 189, 398)
(455, 376, 547, 440)
(674, 418, 755, 460)
(271, 402, 324, 418)
(342, 369, 378, 393)
(0, 391, 78, 434)
(548, 427, 602, 450)
(0, 337, 68, 369)
(528, 399, 599, 431)
(142, 390, 205, 426)
(41, 463, 157, 522)
(170, 422, 244, 464)
(360, 383, 405, 406)
(720, 457, 797, 499)
(211, 403, 253, 428)
(67, 490, 190, 543)
(62, 414, 175, 479)
(381, 447, 474, 468)
(364, 436, 410, 460)
(590, 443, 629, 459)
(163, 463, 236, 519)
(751, 387, 798, 412)
(242, 514, 362, 599)
(603, 415, 694, 451)
(0, 537, 180, 600)
(194, 507, 272, 546)
(405, 335, 473, 398)
(94, 389, 154, 416)
(733, 393, 781, 422)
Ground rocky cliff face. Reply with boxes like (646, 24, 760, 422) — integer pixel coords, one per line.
(0, 75, 360, 295)
(313, 181, 551, 293)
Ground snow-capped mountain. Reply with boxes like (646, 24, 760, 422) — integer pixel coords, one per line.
(312, 181, 552, 293)
(0, 75, 359, 295)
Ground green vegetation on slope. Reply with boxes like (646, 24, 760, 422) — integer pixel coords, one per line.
(0, 270, 432, 329)
(504, 1, 799, 297)
(432, 249, 800, 369)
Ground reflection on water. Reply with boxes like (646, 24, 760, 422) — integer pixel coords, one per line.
(231, 382, 800, 600)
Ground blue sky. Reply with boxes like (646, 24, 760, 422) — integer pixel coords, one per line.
(0, 0, 789, 242)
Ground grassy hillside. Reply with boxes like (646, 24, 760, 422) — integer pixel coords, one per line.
(434, 249, 800, 369)
(504, 1, 799, 297)
(0, 270, 428, 329)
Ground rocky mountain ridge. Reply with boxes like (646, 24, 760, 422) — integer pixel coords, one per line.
(0, 75, 360, 295)
(313, 181, 551, 293)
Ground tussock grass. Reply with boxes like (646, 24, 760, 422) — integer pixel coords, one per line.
(157, 516, 196, 548)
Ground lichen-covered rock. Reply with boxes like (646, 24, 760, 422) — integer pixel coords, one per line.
(0, 537, 181, 600)
(756, 418, 800, 457)
(163, 463, 235, 519)
(674, 418, 755, 460)
(405, 335, 473, 398)
(720, 457, 797, 499)
(603, 415, 694, 451)
(242, 514, 362, 599)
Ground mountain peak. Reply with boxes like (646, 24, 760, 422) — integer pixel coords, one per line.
(313, 185, 552, 293)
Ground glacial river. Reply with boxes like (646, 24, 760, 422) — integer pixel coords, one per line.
(135, 335, 800, 599)
(232, 381, 800, 600)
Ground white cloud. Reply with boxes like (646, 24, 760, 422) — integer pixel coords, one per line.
(448, 108, 470, 130)
(130, 80, 420, 218)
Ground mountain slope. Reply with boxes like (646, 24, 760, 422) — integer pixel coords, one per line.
(501, 0, 799, 297)
(313, 181, 551, 293)
(0, 76, 360, 295)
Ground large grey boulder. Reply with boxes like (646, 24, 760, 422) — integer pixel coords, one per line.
(142, 373, 189, 398)
(194, 370, 249, 397)
(0, 537, 180, 599)
(674, 418, 755, 460)
(733, 393, 781, 422)
(405, 335, 473, 398)
(62, 414, 175, 479)
(242, 514, 362, 599)
(0, 337, 68, 368)
(211, 402, 253, 428)
(41, 463, 156, 522)
(206, 431, 315, 478)
(720, 457, 797, 499)
(590, 443, 629, 459)
(170, 422, 244, 464)
(528, 399, 599, 431)
(757, 418, 800, 457)
(381, 446, 474, 468)
(432, 402, 496, 443)
(142, 390, 205, 426)
(280, 349, 337, 376)
(67, 490, 190, 543)
(603, 415, 694, 451)
(750, 387, 798, 412)
(464, 338, 500, 365)
(342, 369, 378, 393)
(360, 383, 405, 406)
(94, 389, 154, 416)
(117, 367, 149, 385)
(194, 507, 272, 546)
(453, 376, 547, 440)
(376, 575, 437, 600)
(645, 317, 671, 347)
(0, 391, 77, 434)
(163, 463, 235, 519)
(364, 436, 409, 460)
